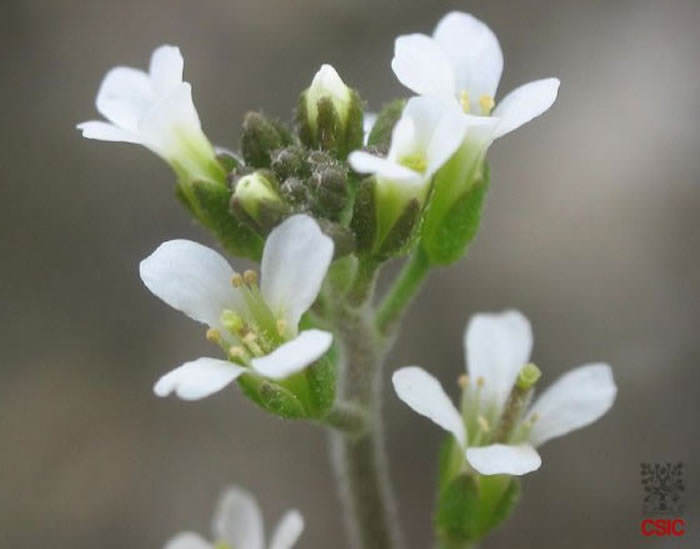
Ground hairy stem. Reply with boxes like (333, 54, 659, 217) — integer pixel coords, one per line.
(375, 247, 431, 336)
(329, 303, 403, 549)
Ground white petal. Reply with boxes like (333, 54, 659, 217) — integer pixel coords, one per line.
(260, 215, 334, 331)
(392, 367, 466, 448)
(349, 151, 423, 184)
(164, 532, 212, 549)
(76, 120, 143, 144)
(213, 486, 264, 549)
(528, 363, 617, 447)
(425, 102, 469, 176)
(492, 78, 560, 138)
(389, 96, 441, 157)
(391, 34, 456, 98)
(433, 11, 503, 100)
(95, 66, 154, 131)
(138, 82, 203, 158)
(149, 45, 184, 96)
(363, 112, 377, 145)
(465, 310, 533, 411)
(466, 443, 541, 476)
(139, 239, 243, 331)
(251, 330, 332, 380)
(153, 358, 245, 401)
(269, 510, 304, 549)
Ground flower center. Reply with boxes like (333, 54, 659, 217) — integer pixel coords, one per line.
(205, 269, 288, 365)
(399, 153, 427, 174)
(459, 90, 495, 116)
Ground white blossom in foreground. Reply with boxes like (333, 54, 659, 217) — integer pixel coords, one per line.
(141, 214, 334, 400)
(392, 310, 616, 476)
(77, 45, 222, 183)
(165, 486, 304, 549)
(392, 11, 560, 145)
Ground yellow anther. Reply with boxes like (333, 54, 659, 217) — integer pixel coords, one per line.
(228, 345, 248, 361)
(457, 374, 470, 389)
(477, 415, 490, 433)
(276, 318, 287, 337)
(243, 332, 257, 345)
(476, 376, 485, 388)
(479, 94, 495, 116)
(206, 328, 222, 344)
(243, 270, 258, 285)
(459, 90, 471, 113)
(231, 273, 243, 287)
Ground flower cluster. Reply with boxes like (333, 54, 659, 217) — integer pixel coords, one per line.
(77, 10, 615, 549)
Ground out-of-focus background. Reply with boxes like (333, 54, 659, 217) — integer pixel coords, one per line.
(1, 1, 698, 547)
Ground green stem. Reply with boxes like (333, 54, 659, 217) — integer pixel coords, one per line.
(328, 303, 403, 549)
(375, 247, 431, 336)
(346, 256, 380, 307)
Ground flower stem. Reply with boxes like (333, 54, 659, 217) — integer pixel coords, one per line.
(375, 247, 431, 336)
(329, 303, 403, 549)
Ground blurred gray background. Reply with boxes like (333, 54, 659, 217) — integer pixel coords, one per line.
(1, 1, 698, 547)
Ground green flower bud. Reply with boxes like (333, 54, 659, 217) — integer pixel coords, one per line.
(316, 218, 356, 258)
(270, 146, 310, 180)
(310, 165, 348, 219)
(297, 64, 363, 158)
(280, 177, 311, 207)
(231, 171, 288, 235)
(241, 111, 292, 168)
(176, 179, 263, 261)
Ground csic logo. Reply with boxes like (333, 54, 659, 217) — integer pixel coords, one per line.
(640, 462, 685, 537)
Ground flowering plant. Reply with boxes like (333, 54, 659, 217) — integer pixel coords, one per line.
(78, 11, 615, 549)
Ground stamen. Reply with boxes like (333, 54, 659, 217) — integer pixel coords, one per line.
(231, 273, 243, 287)
(479, 94, 495, 116)
(206, 328, 222, 344)
(243, 332, 264, 356)
(243, 270, 258, 286)
(276, 318, 287, 337)
(459, 90, 471, 113)
(457, 374, 469, 389)
(476, 376, 485, 388)
(399, 153, 427, 174)
(228, 345, 249, 362)
(477, 415, 490, 433)
(221, 309, 245, 335)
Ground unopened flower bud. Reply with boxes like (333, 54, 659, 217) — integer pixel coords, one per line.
(270, 146, 310, 180)
(231, 171, 288, 234)
(297, 64, 363, 158)
(311, 166, 348, 219)
(241, 111, 292, 168)
(280, 177, 310, 207)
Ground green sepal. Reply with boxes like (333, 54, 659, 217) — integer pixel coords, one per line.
(421, 146, 490, 265)
(435, 469, 521, 547)
(377, 198, 420, 258)
(350, 177, 378, 253)
(367, 99, 406, 153)
(237, 372, 308, 419)
(216, 150, 241, 174)
(175, 181, 263, 261)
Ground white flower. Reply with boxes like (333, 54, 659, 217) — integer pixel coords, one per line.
(140, 214, 334, 400)
(391, 11, 560, 144)
(392, 310, 617, 476)
(77, 44, 222, 183)
(349, 96, 468, 191)
(165, 486, 304, 549)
